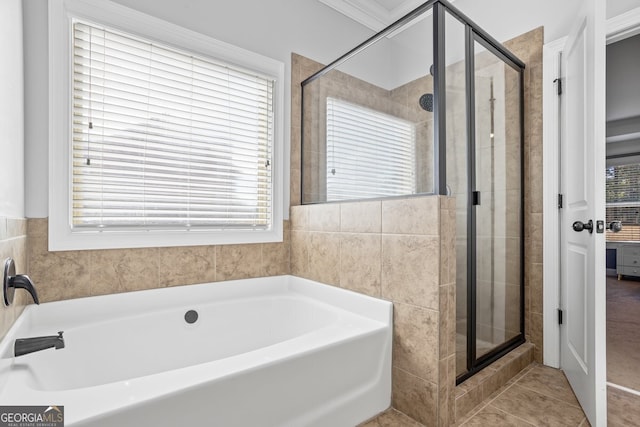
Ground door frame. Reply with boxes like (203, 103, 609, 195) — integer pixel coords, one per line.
(543, 5, 640, 368)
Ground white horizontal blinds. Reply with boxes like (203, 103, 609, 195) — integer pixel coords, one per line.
(326, 97, 416, 201)
(72, 21, 274, 230)
(606, 163, 640, 241)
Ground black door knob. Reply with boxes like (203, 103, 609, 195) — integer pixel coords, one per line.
(607, 221, 622, 233)
(572, 220, 593, 233)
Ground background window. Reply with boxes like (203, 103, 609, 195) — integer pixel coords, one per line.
(606, 163, 640, 241)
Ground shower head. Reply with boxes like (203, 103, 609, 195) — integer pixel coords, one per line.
(419, 93, 433, 112)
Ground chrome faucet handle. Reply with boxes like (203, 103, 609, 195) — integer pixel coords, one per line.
(3, 258, 40, 306)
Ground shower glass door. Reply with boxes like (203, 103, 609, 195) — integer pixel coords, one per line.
(453, 30, 525, 382)
(473, 39, 523, 360)
(474, 42, 522, 358)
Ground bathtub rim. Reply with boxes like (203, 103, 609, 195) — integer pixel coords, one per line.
(0, 275, 391, 342)
(0, 275, 393, 425)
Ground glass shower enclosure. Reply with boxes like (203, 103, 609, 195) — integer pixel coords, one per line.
(300, 0, 525, 383)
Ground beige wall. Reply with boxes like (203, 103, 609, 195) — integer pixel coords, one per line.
(0, 218, 28, 339)
(26, 219, 290, 303)
(290, 196, 457, 426)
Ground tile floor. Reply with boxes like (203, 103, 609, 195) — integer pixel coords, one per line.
(363, 277, 640, 426)
(362, 363, 589, 426)
(608, 385, 640, 426)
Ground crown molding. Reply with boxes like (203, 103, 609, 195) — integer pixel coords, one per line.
(318, 0, 430, 31)
(607, 5, 640, 44)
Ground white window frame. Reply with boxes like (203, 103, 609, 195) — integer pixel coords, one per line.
(49, 0, 284, 251)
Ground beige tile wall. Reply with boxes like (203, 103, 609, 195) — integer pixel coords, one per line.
(291, 196, 456, 426)
(0, 217, 29, 339)
(26, 219, 290, 303)
(503, 27, 544, 363)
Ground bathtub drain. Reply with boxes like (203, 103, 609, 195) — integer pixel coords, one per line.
(184, 310, 198, 324)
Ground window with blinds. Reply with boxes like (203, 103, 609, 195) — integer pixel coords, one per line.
(72, 21, 274, 231)
(326, 97, 416, 201)
(606, 163, 640, 241)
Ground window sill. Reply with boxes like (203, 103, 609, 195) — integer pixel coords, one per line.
(48, 223, 283, 251)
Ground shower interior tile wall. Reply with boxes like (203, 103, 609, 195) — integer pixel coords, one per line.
(298, 55, 434, 203)
(504, 27, 544, 363)
(0, 217, 28, 339)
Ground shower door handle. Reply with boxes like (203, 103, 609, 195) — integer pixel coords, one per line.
(572, 220, 593, 233)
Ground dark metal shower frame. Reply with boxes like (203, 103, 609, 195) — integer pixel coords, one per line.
(300, 0, 526, 385)
(459, 28, 526, 385)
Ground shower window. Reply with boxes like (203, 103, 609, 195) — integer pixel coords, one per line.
(301, 1, 435, 204)
(326, 98, 416, 200)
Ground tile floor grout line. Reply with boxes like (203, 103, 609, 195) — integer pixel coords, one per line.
(490, 382, 587, 426)
(391, 408, 426, 427)
(514, 380, 584, 410)
(486, 403, 538, 427)
(458, 361, 536, 424)
(464, 364, 585, 425)
(459, 380, 518, 424)
(454, 362, 593, 426)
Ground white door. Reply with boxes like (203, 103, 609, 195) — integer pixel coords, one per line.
(559, 0, 607, 425)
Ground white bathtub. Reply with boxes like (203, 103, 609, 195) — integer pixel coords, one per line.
(0, 275, 392, 426)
